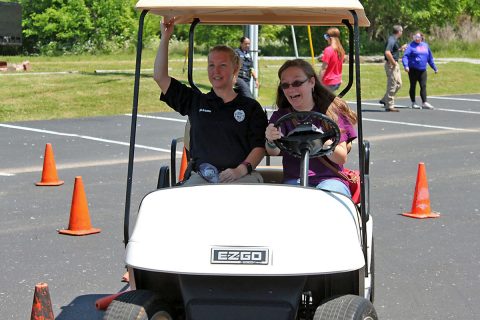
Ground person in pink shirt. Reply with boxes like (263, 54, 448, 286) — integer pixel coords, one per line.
(319, 27, 345, 92)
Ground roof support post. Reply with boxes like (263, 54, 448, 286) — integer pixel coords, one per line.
(124, 9, 148, 247)
(188, 18, 201, 92)
(350, 9, 368, 275)
(338, 19, 354, 98)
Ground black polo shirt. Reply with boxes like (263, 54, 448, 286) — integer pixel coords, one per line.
(384, 35, 401, 61)
(160, 78, 267, 171)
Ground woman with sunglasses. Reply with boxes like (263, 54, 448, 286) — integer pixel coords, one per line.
(265, 59, 357, 196)
(401, 31, 438, 110)
(154, 17, 267, 185)
(319, 27, 345, 92)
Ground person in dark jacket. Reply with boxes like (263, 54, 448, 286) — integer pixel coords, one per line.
(402, 31, 438, 110)
(234, 37, 259, 98)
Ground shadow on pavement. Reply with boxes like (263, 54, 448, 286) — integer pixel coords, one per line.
(56, 294, 105, 319)
(56, 284, 129, 319)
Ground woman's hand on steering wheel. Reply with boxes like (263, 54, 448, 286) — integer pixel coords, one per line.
(265, 123, 282, 142)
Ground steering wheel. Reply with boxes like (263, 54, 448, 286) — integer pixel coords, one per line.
(273, 111, 340, 158)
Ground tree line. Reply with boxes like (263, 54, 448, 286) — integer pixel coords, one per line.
(3, 0, 480, 56)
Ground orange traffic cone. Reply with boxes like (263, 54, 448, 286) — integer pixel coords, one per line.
(402, 162, 440, 219)
(36, 143, 64, 186)
(30, 282, 54, 320)
(178, 146, 188, 182)
(58, 176, 101, 235)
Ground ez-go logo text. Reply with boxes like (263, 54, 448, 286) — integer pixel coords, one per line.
(211, 247, 269, 265)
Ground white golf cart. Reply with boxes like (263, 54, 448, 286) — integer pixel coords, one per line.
(105, 1, 374, 319)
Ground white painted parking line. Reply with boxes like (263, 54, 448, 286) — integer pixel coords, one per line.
(0, 172, 15, 176)
(365, 129, 466, 142)
(134, 109, 478, 132)
(1, 154, 171, 176)
(436, 108, 480, 115)
(0, 124, 180, 154)
(429, 96, 480, 102)
(363, 118, 478, 132)
(351, 101, 410, 108)
(125, 114, 187, 122)
(354, 101, 479, 114)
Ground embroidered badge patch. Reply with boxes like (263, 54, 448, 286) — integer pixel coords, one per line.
(234, 109, 245, 122)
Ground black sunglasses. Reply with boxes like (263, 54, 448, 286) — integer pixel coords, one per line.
(279, 78, 309, 90)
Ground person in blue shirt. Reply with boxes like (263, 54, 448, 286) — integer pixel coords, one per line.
(402, 31, 438, 110)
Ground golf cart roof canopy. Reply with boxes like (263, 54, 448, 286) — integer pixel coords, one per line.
(135, 0, 370, 26)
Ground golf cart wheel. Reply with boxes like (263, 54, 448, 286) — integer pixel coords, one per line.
(313, 295, 377, 320)
(104, 290, 172, 320)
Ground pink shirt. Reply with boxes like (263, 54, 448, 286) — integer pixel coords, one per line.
(322, 46, 343, 86)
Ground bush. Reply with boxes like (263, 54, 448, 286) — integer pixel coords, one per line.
(20, 0, 140, 55)
(428, 15, 480, 57)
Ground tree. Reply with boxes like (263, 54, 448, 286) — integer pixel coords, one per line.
(20, 0, 139, 54)
(16, 0, 480, 55)
(87, 0, 137, 51)
(22, 0, 93, 53)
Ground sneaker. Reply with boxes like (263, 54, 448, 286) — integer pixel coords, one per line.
(411, 102, 421, 109)
(422, 102, 435, 110)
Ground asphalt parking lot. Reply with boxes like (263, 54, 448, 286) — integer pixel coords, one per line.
(1, 94, 479, 319)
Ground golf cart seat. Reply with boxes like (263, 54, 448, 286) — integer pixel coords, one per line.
(160, 131, 370, 206)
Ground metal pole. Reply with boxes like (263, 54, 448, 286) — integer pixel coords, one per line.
(124, 10, 148, 247)
(188, 19, 201, 92)
(251, 25, 259, 98)
(338, 20, 354, 98)
(350, 10, 368, 275)
(299, 149, 310, 187)
(291, 26, 299, 58)
(307, 25, 315, 66)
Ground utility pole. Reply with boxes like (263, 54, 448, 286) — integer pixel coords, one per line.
(245, 25, 259, 98)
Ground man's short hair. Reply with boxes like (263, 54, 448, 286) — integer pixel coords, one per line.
(393, 25, 403, 34)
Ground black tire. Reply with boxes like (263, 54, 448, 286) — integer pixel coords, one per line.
(104, 290, 172, 320)
(313, 295, 377, 320)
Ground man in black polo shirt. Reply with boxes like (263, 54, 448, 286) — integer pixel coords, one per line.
(154, 17, 267, 185)
(379, 25, 406, 112)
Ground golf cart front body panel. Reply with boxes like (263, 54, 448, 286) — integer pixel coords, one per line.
(135, 0, 370, 26)
(126, 184, 364, 275)
(180, 275, 305, 320)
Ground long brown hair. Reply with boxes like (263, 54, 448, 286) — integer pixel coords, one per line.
(326, 27, 345, 60)
(276, 59, 357, 125)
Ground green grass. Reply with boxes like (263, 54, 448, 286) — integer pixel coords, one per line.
(1, 50, 479, 122)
